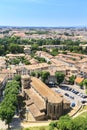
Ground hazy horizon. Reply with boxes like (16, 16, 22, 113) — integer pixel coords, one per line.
(0, 25, 87, 28)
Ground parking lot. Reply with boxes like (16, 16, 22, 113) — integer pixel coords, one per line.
(51, 84, 87, 107)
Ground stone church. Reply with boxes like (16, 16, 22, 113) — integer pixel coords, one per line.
(21, 75, 70, 120)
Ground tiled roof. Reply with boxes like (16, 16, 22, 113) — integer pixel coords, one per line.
(75, 77, 84, 84)
(25, 88, 45, 111)
(28, 103, 45, 118)
(31, 77, 63, 103)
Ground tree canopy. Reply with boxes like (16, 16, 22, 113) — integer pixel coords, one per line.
(55, 72, 65, 85)
(69, 75, 76, 85)
(41, 71, 50, 83)
(0, 80, 20, 128)
(49, 114, 87, 130)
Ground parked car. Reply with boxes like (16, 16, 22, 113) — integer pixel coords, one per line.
(78, 93, 83, 97)
(81, 100, 87, 104)
(69, 96, 74, 99)
(70, 102, 75, 107)
(81, 95, 87, 98)
(73, 90, 79, 94)
(75, 91, 79, 94)
(71, 89, 74, 92)
(55, 90, 60, 93)
(68, 88, 72, 91)
(64, 93, 69, 97)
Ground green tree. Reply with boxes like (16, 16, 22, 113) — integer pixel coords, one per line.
(55, 72, 65, 85)
(83, 79, 87, 93)
(4, 86, 19, 96)
(30, 71, 36, 77)
(41, 71, 50, 82)
(58, 115, 76, 130)
(49, 113, 87, 130)
(42, 47, 47, 52)
(62, 51, 67, 54)
(11, 58, 20, 65)
(69, 75, 75, 85)
(79, 81, 84, 89)
(0, 103, 15, 129)
(31, 43, 39, 50)
(9, 43, 24, 53)
(83, 79, 87, 89)
(0, 80, 20, 128)
(36, 71, 42, 78)
(14, 75, 21, 87)
(35, 56, 46, 63)
(49, 121, 57, 130)
(14, 75, 21, 82)
(73, 117, 87, 130)
(0, 45, 5, 55)
(24, 60, 31, 65)
(51, 48, 59, 56)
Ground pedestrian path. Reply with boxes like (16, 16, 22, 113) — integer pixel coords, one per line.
(21, 121, 51, 128)
(0, 120, 8, 129)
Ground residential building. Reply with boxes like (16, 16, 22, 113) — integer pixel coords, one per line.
(0, 69, 16, 80)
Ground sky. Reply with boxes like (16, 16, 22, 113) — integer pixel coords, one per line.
(0, 0, 87, 27)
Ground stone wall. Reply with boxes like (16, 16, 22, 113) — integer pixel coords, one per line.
(46, 101, 63, 120)
(21, 75, 31, 96)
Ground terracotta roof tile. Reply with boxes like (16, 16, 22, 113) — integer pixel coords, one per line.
(75, 77, 84, 84)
